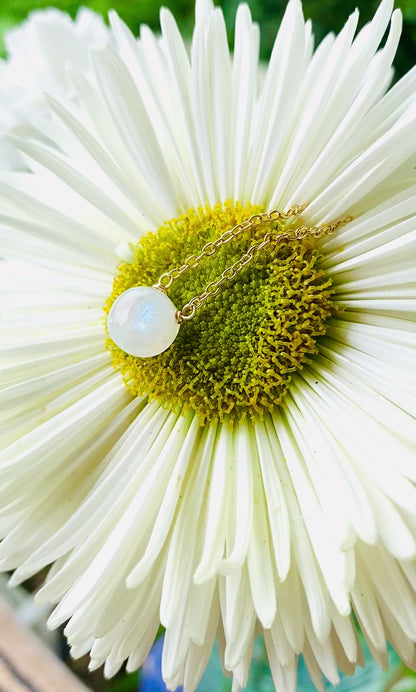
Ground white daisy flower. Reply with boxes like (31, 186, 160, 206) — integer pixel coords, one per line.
(0, 6, 109, 170)
(1, 0, 416, 690)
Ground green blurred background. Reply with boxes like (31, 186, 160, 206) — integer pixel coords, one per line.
(1, 0, 416, 80)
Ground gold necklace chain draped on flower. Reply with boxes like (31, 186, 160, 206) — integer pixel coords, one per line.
(154, 204, 352, 322)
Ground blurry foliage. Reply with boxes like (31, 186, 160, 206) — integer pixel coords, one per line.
(0, 0, 415, 79)
(136, 634, 413, 692)
(387, 665, 416, 692)
(106, 671, 140, 692)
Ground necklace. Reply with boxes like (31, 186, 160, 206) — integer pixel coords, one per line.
(107, 204, 350, 358)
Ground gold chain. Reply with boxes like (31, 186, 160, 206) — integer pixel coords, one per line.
(153, 205, 351, 322)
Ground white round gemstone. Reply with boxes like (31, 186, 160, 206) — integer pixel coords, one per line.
(108, 286, 180, 358)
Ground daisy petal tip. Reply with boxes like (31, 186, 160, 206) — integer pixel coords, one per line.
(392, 8, 403, 28)
(107, 9, 121, 25)
(115, 241, 136, 263)
(46, 610, 65, 631)
(104, 659, 123, 678)
(159, 6, 175, 26)
(192, 562, 217, 585)
(6, 571, 23, 589)
(337, 599, 352, 618)
(261, 615, 276, 630)
(195, 0, 214, 25)
(276, 561, 291, 582)
(338, 533, 357, 553)
(383, 0, 395, 14)
(88, 39, 113, 60)
(88, 659, 103, 672)
(7, 568, 32, 588)
(33, 589, 47, 606)
(125, 562, 152, 589)
(217, 557, 245, 575)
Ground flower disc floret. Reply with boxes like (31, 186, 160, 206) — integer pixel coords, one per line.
(106, 201, 337, 423)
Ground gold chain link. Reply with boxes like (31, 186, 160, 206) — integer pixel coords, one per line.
(153, 205, 351, 322)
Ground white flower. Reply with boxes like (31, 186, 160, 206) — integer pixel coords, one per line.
(0, 7, 109, 170)
(1, 0, 416, 691)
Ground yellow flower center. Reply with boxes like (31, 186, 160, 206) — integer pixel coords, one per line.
(105, 201, 337, 424)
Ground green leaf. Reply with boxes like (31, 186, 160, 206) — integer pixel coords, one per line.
(107, 670, 139, 692)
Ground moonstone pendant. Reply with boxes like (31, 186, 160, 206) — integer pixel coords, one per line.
(108, 286, 180, 358)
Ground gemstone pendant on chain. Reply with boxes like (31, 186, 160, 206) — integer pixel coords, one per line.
(108, 286, 180, 358)
(107, 208, 350, 359)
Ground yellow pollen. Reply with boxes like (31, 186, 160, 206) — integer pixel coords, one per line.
(105, 201, 337, 424)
